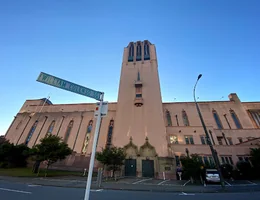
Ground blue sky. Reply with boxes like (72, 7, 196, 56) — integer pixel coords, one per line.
(1, 0, 260, 135)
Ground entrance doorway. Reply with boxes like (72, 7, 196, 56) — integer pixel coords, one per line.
(125, 159, 136, 176)
(142, 160, 154, 177)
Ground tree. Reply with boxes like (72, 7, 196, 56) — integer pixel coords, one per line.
(31, 134, 72, 176)
(96, 146, 126, 179)
(220, 163, 233, 179)
(180, 154, 204, 183)
(250, 147, 260, 169)
(250, 147, 260, 178)
(236, 160, 252, 179)
(0, 136, 8, 145)
(0, 139, 30, 168)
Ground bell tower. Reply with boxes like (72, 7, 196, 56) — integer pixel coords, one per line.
(113, 40, 167, 157)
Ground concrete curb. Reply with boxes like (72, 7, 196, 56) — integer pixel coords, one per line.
(1, 176, 260, 194)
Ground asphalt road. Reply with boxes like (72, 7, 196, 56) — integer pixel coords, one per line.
(1, 180, 260, 200)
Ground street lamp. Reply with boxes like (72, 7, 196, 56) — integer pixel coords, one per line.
(193, 74, 225, 189)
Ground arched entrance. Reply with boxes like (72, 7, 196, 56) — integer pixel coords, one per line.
(124, 137, 138, 177)
(139, 137, 157, 178)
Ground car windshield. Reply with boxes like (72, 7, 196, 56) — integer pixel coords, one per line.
(207, 171, 219, 175)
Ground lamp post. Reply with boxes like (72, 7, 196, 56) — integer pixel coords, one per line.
(193, 74, 225, 189)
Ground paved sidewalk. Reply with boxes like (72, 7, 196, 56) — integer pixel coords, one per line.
(1, 176, 260, 193)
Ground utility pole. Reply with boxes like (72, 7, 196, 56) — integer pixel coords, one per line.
(193, 74, 225, 189)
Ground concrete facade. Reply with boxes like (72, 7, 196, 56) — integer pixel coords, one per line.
(4, 41, 260, 179)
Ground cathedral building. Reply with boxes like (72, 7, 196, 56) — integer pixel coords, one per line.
(5, 40, 260, 179)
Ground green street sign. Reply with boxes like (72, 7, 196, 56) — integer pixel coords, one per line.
(37, 72, 103, 101)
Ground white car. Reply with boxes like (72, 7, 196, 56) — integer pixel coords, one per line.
(205, 169, 220, 183)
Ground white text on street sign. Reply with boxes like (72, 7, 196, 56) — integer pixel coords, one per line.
(37, 72, 103, 101)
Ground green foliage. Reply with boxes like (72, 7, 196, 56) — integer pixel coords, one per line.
(31, 134, 72, 175)
(0, 140, 30, 168)
(96, 146, 126, 176)
(0, 168, 83, 177)
(220, 163, 233, 179)
(250, 147, 260, 169)
(236, 160, 252, 179)
(0, 136, 8, 145)
(250, 147, 260, 179)
(180, 154, 204, 181)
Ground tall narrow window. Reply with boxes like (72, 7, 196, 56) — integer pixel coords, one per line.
(144, 41, 150, 60)
(82, 120, 93, 154)
(200, 135, 206, 145)
(25, 121, 38, 145)
(221, 157, 225, 164)
(175, 156, 180, 166)
(46, 120, 55, 135)
(175, 115, 179, 126)
(208, 156, 214, 167)
(213, 110, 223, 129)
(230, 109, 242, 129)
(248, 110, 260, 128)
(166, 110, 172, 126)
(106, 120, 114, 148)
(182, 110, 190, 126)
(203, 156, 209, 166)
(64, 120, 73, 143)
(217, 137, 223, 145)
(128, 43, 134, 62)
(136, 42, 142, 61)
(229, 157, 234, 165)
(185, 136, 194, 144)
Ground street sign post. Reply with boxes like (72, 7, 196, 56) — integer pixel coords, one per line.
(37, 72, 105, 200)
(84, 99, 103, 200)
(37, 72, 103, 101)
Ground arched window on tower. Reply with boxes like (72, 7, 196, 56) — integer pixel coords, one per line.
(212, 110, 223, 129)
(144, 41, 150, 60)
(136, 42, 142, 61)
(25, 120, 38, 145)
(166, 110, 172, 126)
(64, 120, 73, 143)
(128, 43, 134, 62)
(106, 120, 114, 148)
(82, 120, 93, 154)
(230, 109, 242, 129)
(182, 110, 190, 126)
(46, 120, 55, 135)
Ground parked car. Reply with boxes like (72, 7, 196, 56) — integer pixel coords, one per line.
(205, 169, 220, 183)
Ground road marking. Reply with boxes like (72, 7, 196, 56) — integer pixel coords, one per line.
(90, 189, 103, 192)
(28, 184, 41, 187)
(183, 180, 191, 186)
(225, 181, 232, 186)
(158, 179, 170, 185)
(39, 178, 86, 183)
(247, 181, 257, 185)
(179, 192, 195, 196)
(132, 178, 152, 184)
(0, 187, 32, 194)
